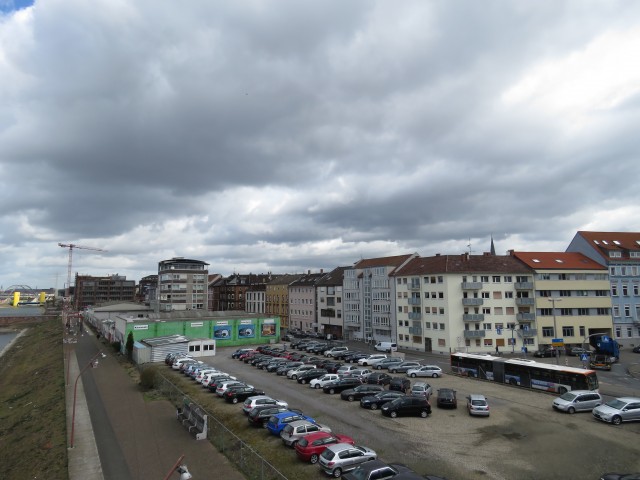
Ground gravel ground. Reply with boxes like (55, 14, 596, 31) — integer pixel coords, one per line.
(205, 347, 640, 480)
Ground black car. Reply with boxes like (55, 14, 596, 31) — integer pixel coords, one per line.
(533, 349, 556, 358)
(436, 388, 458, 409)
(266, 360, 289, 372)
(207, 376, 236, 392)
(297, 368, 329, 385)
(340, 384, 384, 402)
(342, 460, 415, 480)
(360, 391, 406, 410)
(247, 405, 292, 427)
(223, 386, 265, 404)
(324, 361, 344, 374)
(633, 346, 640, 354)
(322, 377, 363, 394)
(389, 377, 411, 393)
(277, 362, 303, 376)
(344, 352, 368, 363)
(381, 396, 432, 418)
(366, 372, 392, 386)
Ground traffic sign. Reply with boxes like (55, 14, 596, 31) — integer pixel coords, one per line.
(552, 338, 564, 346)
(580, 353, 590, 362)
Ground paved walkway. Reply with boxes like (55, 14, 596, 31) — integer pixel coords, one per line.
(66, 331, 246, 480)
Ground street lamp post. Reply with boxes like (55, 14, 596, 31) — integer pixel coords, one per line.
(548, 298, 561, 365)
(69, 350, 105, 448)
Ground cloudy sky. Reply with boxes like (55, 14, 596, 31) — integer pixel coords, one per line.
(1, 1, 640, 290)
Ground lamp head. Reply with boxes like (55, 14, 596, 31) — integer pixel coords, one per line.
(177, 465, 192, 480)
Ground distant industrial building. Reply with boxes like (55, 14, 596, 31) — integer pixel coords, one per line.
(73, 274, 136, 309)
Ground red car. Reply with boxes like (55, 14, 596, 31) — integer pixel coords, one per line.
(294, 431, 355, 464)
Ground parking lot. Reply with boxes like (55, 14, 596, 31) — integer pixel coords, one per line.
(177, 346, 640, 480)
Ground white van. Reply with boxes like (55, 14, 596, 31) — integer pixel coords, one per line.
(374, 341, 397, 353)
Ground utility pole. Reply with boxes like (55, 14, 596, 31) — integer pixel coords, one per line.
(548, 297, 561, 365)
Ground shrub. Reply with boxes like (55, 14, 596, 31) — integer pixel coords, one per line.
(140, 365, 158, 390)
(111, 341, 121, 353)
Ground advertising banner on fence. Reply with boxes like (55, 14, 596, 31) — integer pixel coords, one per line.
(238, 319, 255, 338)
(261, 318, 276, 337)
(214, 322, 231, 339)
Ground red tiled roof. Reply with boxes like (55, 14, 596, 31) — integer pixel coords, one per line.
(353, 254, 415, 269)
(576, 231, 640, 257)
(512, 251, 606, 270)
(392, 254, 532, 276)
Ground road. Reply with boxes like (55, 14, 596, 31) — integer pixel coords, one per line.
(204, 345, 640, 480)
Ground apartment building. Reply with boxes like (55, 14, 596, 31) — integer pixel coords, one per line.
(73, 273, 136, 309)
(157, 258, 209, 312)
(392, 253, 536, 354)
(288, 272, 325, 332)
(245, 283, 266, 314)
(208, 273, 272, 312)
(343, 254, 417, 343)
(265, 274, 303, 331)
(316, 266, 347, 340)
(566, 231, 640, 346)
(512, 251, 612, 349)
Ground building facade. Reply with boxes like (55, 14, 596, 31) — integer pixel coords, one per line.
(512, 251, 612, 350)
(288, 272, 325, 333)
(209, 273, 272, 312)
(73, 274, 136, 309)
(343, 254, 417, 343)
(157, 258, 209, 312)
(265, 274, 303, 331)
(566, 231, 640, 347)
(316, 266, 347, 339)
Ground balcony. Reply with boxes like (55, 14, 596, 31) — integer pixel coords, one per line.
(516, 313, 536, 321)
(463, 314, 485, 322)
(515, 282, 534, 290)
(515, 298, 534, 306)
(461, 282, 482, 290)
(517, 328, 538, 338)
(408, 282, 421, 290)
(408, 297, 421, 305)
(462, 298, 484, 306)
(464, 330, 486, 338)
(408, 312, 422, 320)
(409, 327, 423, 335)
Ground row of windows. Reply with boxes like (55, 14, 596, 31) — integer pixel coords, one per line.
(610, 266, 640, 275)
(612, 305, 640, 317)
(611, 284, 640, 296)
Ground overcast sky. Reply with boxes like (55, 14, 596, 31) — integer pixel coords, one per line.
(1, 1, 640, 290)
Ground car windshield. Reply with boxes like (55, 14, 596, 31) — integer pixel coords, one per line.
(559, 392, 578, 401)
(605, 399, 627, 409)
(321, 449, 336, 460)
(297, 438, 308, 447)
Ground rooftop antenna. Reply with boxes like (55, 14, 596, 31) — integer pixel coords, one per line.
(467, 238, 475, 255)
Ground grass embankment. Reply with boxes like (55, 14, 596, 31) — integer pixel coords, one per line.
(0, 319, 67, 480)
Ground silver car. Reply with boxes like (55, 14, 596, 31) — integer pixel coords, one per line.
(319, 443, 377, 477)
(592, 397, 640, 425)
(406, 365, 443, 378)
(280, 419, 332, 447)
(388, 361, 421, 374)
(552, 390, 602, 414)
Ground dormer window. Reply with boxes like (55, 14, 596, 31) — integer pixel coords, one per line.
(610, 251, 622, 258)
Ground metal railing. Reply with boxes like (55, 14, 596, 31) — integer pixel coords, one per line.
(155, 373, 288, 480)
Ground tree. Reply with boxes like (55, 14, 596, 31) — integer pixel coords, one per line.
(126, 331, 134, 359)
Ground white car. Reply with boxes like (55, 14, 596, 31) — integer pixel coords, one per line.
(407, 365, 443, 378)
(215, 380, 245, 397)
(358, 354, 387, 367)
(200, 371, 229, 386)
(309, 374, 341, 389)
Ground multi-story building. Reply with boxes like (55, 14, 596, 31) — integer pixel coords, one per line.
(209, 273, 272, 312)
(265, 274, 303, 331)
(512, 251, 612, 350)
(137, 275, 158, 304)
(206, 274, 223, 310)
(288, 271, 325, 333)
(392, 253, 536, 354)
(157, 258, 209, 312)
(245, 283, 266, 314)
(566, 231, 640, 346)
(73, 274, 136, 309)
(343, 254, 417, 343)
(316, 266, 347, 339)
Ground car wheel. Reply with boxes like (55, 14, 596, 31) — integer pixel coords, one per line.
(370, 403, 378, 410)
(567, 407, 576, 414)
(390, 411, 398, 418)
(411, 373, 417, 378)
(612, 415, 622, 425)
(332, 468, 342, 478)
(301, 379, 307, 384)
(314, 384, 320, 389)
(232, 397, 238, 404)
(310, 454, 319, 464)
(292, 375, 297, 380)
(348, 395, 355, 402)
(329, 388, 335, 394)
(432, 373, 439, 378)
(420, 410, 428, 418)
(391, 369, 397, 374)
(262, 421, 268, 429)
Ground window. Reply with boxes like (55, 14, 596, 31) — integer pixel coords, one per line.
(438, 276, 444, 283)
(439, 323, 445, 330)
(625, 304, 631, 317)
(504, 276, 512, 282)
(560, 308, 571, 316)
(622, 284, 629, 296)
(483, 339, 493, 346)
(482, 292, 490, 299)
(537, 290, 551, 297)
(612, 285, 619, 296)
(482, 307, 491, 314)
(505, 291, 513, 299)
(539, 308, 552, 316)
(494, 307, 503, 315)
(495, 323, 504, 330)
(579, 326, 585, 337)
(493, 276, 501, 283)
(542, 327, 553, 337)
(577, 308, 589, 316)
(634, 284, 639, 296)
(562, 326, 574, 337)
(627, 327, 633, 337)
(493, 291, 502, 299)
(559, 290, 571, 297)
(610, 251, 622, 258)
(481, 276, 489, 282)
(439, 292, 444, 299)
(597, 307, 609, 315)
(425, 322, 431, 329)
(613, 305, 620, 317)
(483, 323, 492, 330)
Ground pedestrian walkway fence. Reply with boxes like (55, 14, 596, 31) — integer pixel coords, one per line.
(155, 373, 288, 480)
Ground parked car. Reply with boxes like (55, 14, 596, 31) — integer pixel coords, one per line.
(287, 364, 317, 380)
(325, 346, 349, 358)
(280, 420, 332, 447)
(632, 346, 640, 354)
(242, 395, 288, 414)
(276, 362, 303, 376)
(467, 394, 490, 416)
(341, 460, 415, 480)
(366, 372, 392, 386)
(266, 411, 316, 436)
(215, 380, 246, 397)
(323, 377, 364, 394)
(407, 365, 443, 378)
(310, 374, 341, 389)
(295, 432, 355, 464)
(568, 347, 591, 357)
(231, 348, 255, 359)
(360, 391, 406, 410)
(340, 385, 384, 402)
(346, 369, 373, 382)
(410, 382, 433, 399)
(297, 369, 329, 385)
(381, 396, 431, 418)
(324, 361, 345, 374)
(389, 377, 411, 394)
(337, 365, 363, 376)
(246, 405, 294, 428)
(436, 388, 457, 409)
(372, 357, 403, 370)
(319, 443, 378, 478)
(552, 390, 602, 414)
(265, 359, 290, 372)
(534, 348, 556, 358)
(343, 352, 367, 363)
(358, 354, 388, 367)
(592, 397, 640, 425)
(224, 385, 265, 404)
(388, 361, 422, 374)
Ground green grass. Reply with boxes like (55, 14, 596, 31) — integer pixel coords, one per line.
(0, 319, 68, 480)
